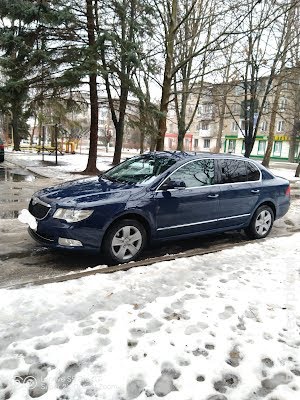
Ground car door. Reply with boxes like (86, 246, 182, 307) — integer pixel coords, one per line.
(154, 158, 220, 238)
(215, 158, 261, 228)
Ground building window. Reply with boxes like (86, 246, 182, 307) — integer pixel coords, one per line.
(277, 120, 285, 132)
(184, 138, 190, 150)
(261, 121, 268, 131)
(227, 139, 236, 153)
(203, 104, 212, 113)
(241, 120, 249, 131)
(279, 98, 288, 111)
(258, 140, 266, 154)
(263, 100, 270, 114)
(194, 139, 199, 149)
(232, 104, 240, 114)
(201, 121, 209, 130)
(273, 141, 282, 156)
(242, 140, 245, 153)
(234, 85, 243, 96)
(203, 139, 210, 149)
(231, 121, 238, 132)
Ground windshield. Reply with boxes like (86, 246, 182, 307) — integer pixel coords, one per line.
(102, 154, 176, 185)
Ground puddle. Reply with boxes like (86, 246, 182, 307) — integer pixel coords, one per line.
(0, 167, 36, 182)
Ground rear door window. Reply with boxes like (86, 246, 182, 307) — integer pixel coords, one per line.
(217, 159, 247, 183)
(168, 159, 215, 188)
(216, 159, 261, 183)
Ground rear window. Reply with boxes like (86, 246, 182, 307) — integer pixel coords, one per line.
(246, 162, 260, 181)
(261, 169, 274, 180)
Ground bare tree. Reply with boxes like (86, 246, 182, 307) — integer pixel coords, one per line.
(262, 0, 299, 167)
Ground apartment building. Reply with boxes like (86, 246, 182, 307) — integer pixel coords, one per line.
(165, 71, 300, 161)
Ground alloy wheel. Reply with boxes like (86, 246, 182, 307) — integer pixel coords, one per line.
(111, 225, 143, 261)
(255, 209, 272, 236)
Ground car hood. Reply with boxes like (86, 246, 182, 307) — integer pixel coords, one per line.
(35, 177, 143, 207)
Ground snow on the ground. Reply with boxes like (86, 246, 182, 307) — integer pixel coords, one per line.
(0, 234, 300, 400)
(3, 148, 140, 180)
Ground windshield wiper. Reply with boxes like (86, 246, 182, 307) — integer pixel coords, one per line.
(101, 174, 127, 183)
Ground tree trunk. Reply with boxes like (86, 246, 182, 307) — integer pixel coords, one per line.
(82, 0, 99, 175)
(139, 128, 144, 154)
(288, 121, 297, 163)
(156, 72, 173, 151)
(295, 163, 300, 177)
(12, 108, 21, 151)
(112, 83, 128, 165)
(262, 90, 280, 167)
(155, 0, 177, 151)
(216, 101, 226, 153)
(177, 132, 184, 151)
(244, 136, 254, 158)
(113, 121, 124, 165)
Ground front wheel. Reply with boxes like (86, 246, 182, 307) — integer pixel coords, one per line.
(245, 205, 274, 239)
(102, 219, 146, 265)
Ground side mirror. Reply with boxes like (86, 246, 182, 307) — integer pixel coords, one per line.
(160, 179, 186, 191)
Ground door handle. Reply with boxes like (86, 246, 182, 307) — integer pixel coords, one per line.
(251, 189, 260, 194)
(207, 194, 219, 198)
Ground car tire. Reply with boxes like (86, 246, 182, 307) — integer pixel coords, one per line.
(245, 205, 274, 239)
(102, 219, 147, 265)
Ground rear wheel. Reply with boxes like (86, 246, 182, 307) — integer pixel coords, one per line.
(102, 219, 146, 264)
(245, 205, 274, 239)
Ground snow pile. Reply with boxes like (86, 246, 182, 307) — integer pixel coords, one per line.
(0, 234, 300, 400)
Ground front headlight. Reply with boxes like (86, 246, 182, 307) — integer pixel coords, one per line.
(53, 208, 94, 223)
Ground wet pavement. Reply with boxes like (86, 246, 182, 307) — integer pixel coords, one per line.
(0, 166, 43, 219)
(0, 163, 299, 289)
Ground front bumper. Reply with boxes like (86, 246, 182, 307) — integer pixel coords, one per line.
(28, 221, 103, 253)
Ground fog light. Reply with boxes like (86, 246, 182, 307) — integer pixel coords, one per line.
(58, 238, 83, 247)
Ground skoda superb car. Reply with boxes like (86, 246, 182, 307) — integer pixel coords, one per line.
(25, 152, 290, 264)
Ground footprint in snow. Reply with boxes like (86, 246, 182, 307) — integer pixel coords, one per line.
(257, 372, 293, 396)
(153, 362, 180, 397)
(56, 363, 81, 390)
(126, 377, 146, 399)
(0, 358, 19, 370)
(218, 306, 235, 320)
(78, 319, 94, 328)
(35, 336, 69, 350)
(74, 327, 94, 336)
(138, 312, 152, 319)
(262, 358, 274, 368)
(97, 326, 109, 335)
(226, 345, 243, 367)
(146, 319, 163, 333)
(213, 373, 240, 394)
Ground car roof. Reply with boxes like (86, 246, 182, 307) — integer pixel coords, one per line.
(143, 151, 249, 161)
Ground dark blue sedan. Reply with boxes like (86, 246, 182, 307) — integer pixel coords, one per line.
(25, 152, 290, 264)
